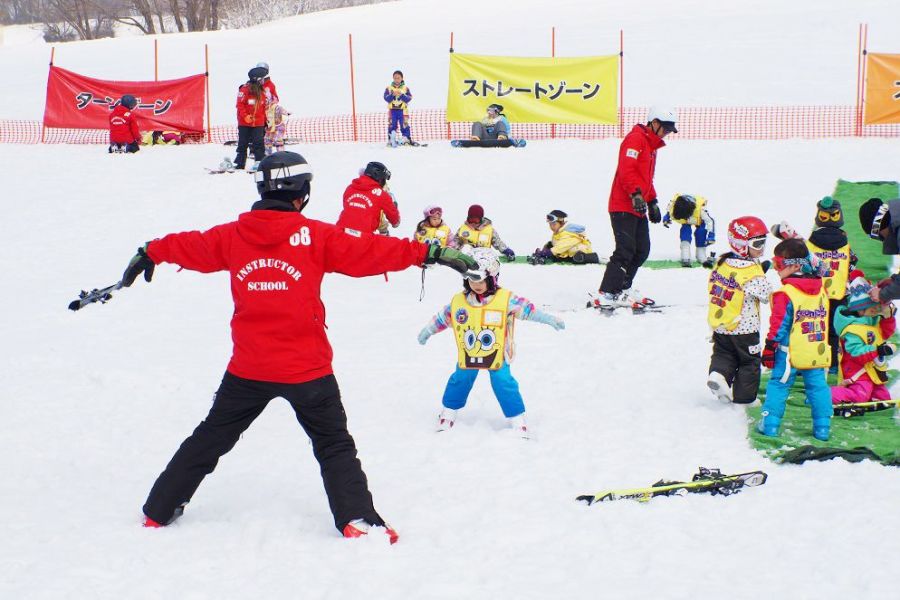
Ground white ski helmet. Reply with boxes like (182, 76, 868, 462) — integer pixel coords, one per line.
(256, 61, 270, 70)
(463, 247, 502, 290)
(647, 105, 678, 133)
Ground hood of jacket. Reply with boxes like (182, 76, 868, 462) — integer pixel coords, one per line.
(781, 274, 824, 296)
(833, 304, 878, 336)
(236, 208, 305, 247)
(808, 226, 848, 250)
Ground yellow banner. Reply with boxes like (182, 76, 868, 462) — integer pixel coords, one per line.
(864, 53, 900, 125)
(446, 53, 618, 124)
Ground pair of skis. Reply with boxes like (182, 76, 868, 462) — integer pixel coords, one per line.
(833, 399, 900, 418)
(577, 467, 768, 506)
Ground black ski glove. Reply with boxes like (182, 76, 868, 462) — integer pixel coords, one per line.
(647, 200, 662, 224)
(877, 343, 895, 359)
(424, 245, 478, 274)
(630, 191, 646, 213)
(122, 243, 155, 287)
(761, 260, 772, 273)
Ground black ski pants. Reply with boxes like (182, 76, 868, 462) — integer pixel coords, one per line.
(709, 332, 762, 404)
(234, 125, 265, 168)
(143, 372, 384, 531)
(599, 212, 651, 294)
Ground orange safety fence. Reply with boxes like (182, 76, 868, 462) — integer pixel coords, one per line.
(4, 106, 900, 145)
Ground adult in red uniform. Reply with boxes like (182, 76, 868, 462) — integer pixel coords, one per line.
(108, 94, 141, 154)
(335, 161, 400, 234)
(596, 105, 678, 309)
(234, 67, 269, 170)
(121, 152, 475, 543)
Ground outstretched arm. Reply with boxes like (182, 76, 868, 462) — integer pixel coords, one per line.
(417, 304, 452, 344)
(508, 294, 564, 330)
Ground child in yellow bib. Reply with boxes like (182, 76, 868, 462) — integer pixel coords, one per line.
(452, 204, 515, 261)
(529, 210, 601, 264)
(414, 205, 453, 247)
(758, 238, 833, 441)
(417, 248, 564, 438)
(662, 193, 716, 268)
(706, 216, 772, 404)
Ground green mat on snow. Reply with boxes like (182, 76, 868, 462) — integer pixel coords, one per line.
(746, 179, 900, 466)
(507, 256, 690, 269)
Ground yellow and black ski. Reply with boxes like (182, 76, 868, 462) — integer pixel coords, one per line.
(577, 467, 767, 506)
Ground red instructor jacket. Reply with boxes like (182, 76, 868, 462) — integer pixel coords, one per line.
(146, 209, 428, 384)
(109, 104, 140, 144)
(608, 124, 666, 217)
(335, 175, 401, 233)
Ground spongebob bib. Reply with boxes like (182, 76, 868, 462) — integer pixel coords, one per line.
(457, 223, 494, 248)
(841, 323, 888, 384)
(450, 289, 512, 370)
(415, 224, 451, 247)
(806, 241, 850, 300)
(782, 284, 831, 369)
(707, 262, 765, 331)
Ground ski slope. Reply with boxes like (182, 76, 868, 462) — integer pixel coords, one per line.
(2, 1, 900, 599)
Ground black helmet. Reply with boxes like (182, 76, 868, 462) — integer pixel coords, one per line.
(487, 103, 503, 114)
(121, 94, 138, 109)
(672, 194, 697, 221)
(363, 161, 391, 185)
(248, 66, 268, 83)
(546, 210, 568, 223)
(255, 151, 313, 209)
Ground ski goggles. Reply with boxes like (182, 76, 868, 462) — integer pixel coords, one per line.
(817, 209, 842, 223)
(870, 204, 890, 239)
(748, 236, 767, 251)
(425, 206, 443, 218)
(772, 256, 810, 271)
(546, 213, 565, 224)
(465, 270, 487, 282)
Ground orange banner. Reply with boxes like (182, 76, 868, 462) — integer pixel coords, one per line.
(864, 53, 900, 125)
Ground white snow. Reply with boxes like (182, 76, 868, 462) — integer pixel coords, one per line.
(2, 1, 900, 599)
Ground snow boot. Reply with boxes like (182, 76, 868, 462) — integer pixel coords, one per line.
(680, 240, 692, 267)
(812, 418, 831, 441)
(509, 413, 529, 439)
(142, 503, 185, 528)
(706, 371, 733, 403)
(757, 412, 780, 437)
(573, 251, 600, 264)
(622, 287, 655, 308)
(591, 291, 632, 311)
(342, 519, 399, 544)
(436, 408, 457, 432)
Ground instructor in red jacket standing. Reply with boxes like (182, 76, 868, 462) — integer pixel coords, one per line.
(595, 106, 678, 310)
(121, 151, 475, 543)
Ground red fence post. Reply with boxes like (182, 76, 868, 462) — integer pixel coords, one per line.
(205, 44, 211, 143)
(619, 29, 624, 138)
(550, 27, 556, 139)
(348, 34, 359, 142)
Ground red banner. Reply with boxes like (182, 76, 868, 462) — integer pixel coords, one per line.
(43, 66, 206, 133)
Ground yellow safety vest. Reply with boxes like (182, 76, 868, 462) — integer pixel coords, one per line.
(841, 323, 889, 384)
(415, 223, 451, 247)
(457, 223, 494, 248)
(551, 229, 593, 257)
(449, 289, 512, 371)
(782, 284, 831, 369)
(669, 195, 707, 225)
(707, 262, 765, 331)
(806, 241, 851, 300)
(386, 84, 410, 111)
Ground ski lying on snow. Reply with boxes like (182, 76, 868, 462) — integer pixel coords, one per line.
(68, 281, 124, 311)
(833, 399, 900, 417)
(577, 468, 767, 506)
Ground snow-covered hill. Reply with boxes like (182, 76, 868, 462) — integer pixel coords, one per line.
(1, 2, 899, 599)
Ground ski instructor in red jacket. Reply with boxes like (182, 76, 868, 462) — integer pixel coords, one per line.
(121, 151, 476, 543)
(595, 106, 678, 310)
(336, 161, 400, 234)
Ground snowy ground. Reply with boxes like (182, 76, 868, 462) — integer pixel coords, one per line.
(1, 138, 899, 599)
(3, 0, 900, 597)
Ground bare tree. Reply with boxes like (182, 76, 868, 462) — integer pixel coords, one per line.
(45, 0, 114, 40)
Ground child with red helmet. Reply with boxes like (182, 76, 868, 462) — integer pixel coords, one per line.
(706, 216, 772, 404)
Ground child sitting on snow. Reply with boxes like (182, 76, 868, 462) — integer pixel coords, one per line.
(758, 238, 833, 441)
(662, 194, 716, 268)
(415, 205, 453, 247)
(452, 204, 515, 261)
(264, 101, 291, 155)
(528, 210, 600, 264)
(831, 277, 896, 405)
(706, 216, 772, 404)
(417, 248, 565, 438)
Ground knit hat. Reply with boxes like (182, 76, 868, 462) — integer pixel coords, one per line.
(859, 197, 888, 238)
(467, 204, 484, 223)
(845, 277, 879, 314)
(815, 196, 843, 228)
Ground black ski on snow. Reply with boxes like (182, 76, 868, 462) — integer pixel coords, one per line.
(68, 281, 124, 311)
(577, 467, 768, 505)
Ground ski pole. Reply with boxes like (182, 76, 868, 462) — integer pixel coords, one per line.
(68, 280, 124, 311)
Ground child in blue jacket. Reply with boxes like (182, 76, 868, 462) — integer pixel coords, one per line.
(384, 70, 413, 145)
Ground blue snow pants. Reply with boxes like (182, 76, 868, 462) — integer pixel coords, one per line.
(760, 351, 832, 431)
(680, 223, 709, 247)
(388, 108, 411, 140)
(441, 363, 525, 418)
